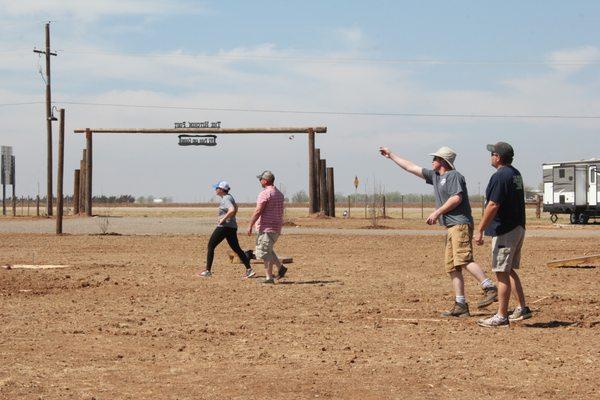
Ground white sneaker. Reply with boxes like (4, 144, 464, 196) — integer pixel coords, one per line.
(244, 269, 256, 278)
(197, 270, 212, 277)
(477, 314, 509, 328)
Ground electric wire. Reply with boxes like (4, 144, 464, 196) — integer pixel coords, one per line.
(3, 100, 594, 120)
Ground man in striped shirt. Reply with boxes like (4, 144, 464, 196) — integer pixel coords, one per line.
(247, 170, 287, 283)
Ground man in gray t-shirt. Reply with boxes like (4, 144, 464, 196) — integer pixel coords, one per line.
(379, 146, 497, 317)
(422, 168, 472, 227)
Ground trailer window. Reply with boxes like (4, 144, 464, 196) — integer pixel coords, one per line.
(592, 169, 596, 184)
(559, 169, 565, 178)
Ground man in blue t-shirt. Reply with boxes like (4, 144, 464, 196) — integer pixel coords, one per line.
(380, 145, 498, 317)
(476, 142, 531, 328)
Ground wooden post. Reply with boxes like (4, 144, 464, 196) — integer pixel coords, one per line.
(79, 152, 86, 214)
(27, 196, 30, 216)
(421, 195, 424, 219)
(536, 195, 541, 219)
(401, 195, 404, 219)
(56, 108, 65, 234)
(12, 185, 16, 217)
(308, 128, 317, 214)
(73, 169, 80, 215)
(382, 194, 386, 218)
(481, 196, 485, 216)
(44, 23, 54, 217)
(314, 148, 321, 212)
(319, 159, 328, 215)
(36, 195, 40, 216)
(2, 183, 5, 216)
(11, 156, 16, 217)
(327, 167, 335, 217)
(347, 195, 351, 218)
(85, 129, 93, 216)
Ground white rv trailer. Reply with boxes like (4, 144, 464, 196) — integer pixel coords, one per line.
(542, 158, 600, 224)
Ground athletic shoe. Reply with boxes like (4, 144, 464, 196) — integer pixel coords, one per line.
(477, 286, 498, 309)
(441, 302, 470, 317)
(244, 268, 256, 278)
(197, 270, 212, 277)
(509, 306, 532, 321)
(477, 314, 509, 328)
(277, 265, 288, 279)
(263, 278, 275, 284)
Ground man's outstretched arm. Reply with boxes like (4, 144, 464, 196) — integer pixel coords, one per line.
(379, 147, 425, 179)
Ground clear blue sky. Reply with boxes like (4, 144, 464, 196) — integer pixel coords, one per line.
(1, 1, 599, 201)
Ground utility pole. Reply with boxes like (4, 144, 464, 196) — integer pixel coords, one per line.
(33, 22, 57, 216)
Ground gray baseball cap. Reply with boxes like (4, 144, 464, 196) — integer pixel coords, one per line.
(486, 142, 514, 158)
(428, 146, 456, 169)
(256, 170, 275, 182)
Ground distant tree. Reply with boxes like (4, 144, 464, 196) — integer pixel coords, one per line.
(291, 190, 309, 203)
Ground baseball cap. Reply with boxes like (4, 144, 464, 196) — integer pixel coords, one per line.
(256, 170, 275, 182)
(212, 180, 230, 190)
(486, 142, 514, 158)
(428, 146, 456, 169)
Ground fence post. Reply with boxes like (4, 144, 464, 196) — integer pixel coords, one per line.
(401, 195, 404, 219)
(536, 195, 541, 219)
(421, 195, 424, 219)
(347, 195, 351, 218)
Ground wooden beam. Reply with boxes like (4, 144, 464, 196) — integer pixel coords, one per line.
(547, 254, 600, 268)
(327, 167, 335, 218)
(85, 129, 93, 216)
(74, 127, 327, 134)
(56, 108, 64, 234)
(308, 129, 317, 213)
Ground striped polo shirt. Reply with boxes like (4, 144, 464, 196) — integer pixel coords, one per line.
(255, 185, 284, 233)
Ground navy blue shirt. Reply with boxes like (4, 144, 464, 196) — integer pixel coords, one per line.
(484, 165, 526, 236)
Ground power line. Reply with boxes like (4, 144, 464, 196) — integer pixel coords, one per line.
(2, 100, 600, 120)
(47, 100, 600, 120)
(3, 47, 600, 66)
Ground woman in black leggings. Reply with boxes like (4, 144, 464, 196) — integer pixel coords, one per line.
(198, 181, 255, 278)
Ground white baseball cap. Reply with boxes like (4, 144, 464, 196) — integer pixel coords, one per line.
(212, 180, 230, 190)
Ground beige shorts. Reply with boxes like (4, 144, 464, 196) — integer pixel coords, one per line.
(444, 224, 475, 273)
(491, 226, 525, 273)
(255, 232, 280, 261)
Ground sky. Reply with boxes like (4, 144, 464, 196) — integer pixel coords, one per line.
(1, 0, 600, 202)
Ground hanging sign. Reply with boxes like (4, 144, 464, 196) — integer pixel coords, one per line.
(178, 134, 217, 146)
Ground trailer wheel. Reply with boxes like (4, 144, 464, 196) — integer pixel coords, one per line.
(550, 214, 558, 223)
(578, 214, 589, 224)
(569, 213, 579, 224)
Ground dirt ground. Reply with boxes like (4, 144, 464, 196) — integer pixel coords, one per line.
(1, 214, 599, 399)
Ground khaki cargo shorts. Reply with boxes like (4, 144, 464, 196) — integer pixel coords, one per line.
(491, 226, 525, 273)
(444, 224, 475, 273)
(255, 232, 280, 261)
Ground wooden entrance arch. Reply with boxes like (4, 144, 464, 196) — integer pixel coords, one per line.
(73, 126, 327, 216)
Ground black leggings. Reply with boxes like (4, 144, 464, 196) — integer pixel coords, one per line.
(206, 227, 251, 271)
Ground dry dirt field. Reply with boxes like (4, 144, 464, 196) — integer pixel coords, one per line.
(1, 211, 599, 399)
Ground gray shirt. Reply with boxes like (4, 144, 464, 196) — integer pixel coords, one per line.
(218, 194, 237, 228)
(422, 168, 473, 227)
